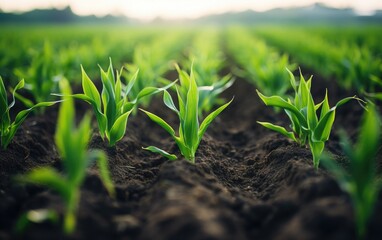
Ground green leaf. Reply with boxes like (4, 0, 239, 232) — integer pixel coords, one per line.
(285, 109, 302, 137)
(14, 101, 58, 126)
(17, 167, 70, 201)
(306, 86, 318, 129)
(257, 90, 306, 125)
(8, 79, 25, 111)
(286, 68, 297, 91)
(335, 96, 356, 108)
(115, 68, 123, 104)
(71, 93, 106, 138)
(14, 91, 34, 108)
(198, 98, 233, 143)
(109, 111, 131, 146)
(163, 90, 179, 115)
(176, 86, 185, 118)
(0, 76, 7, 105)
(143, 146, 177, 160)
(175, 64, 190, 95)
(136, 87, 161, 101)
(81, 66, 101, 110)
(124, 69, 139, 97)
(4, 101, 58, 149)
(107, 58, 116, 89)
(312, 108, 335, 142)
(320, 90, 330, 119)
(355, 105, 381, 164)
(136, 80, 177, 102)
(299, 75, 310, 109)
(257, 121, 297, 142)
(88, 150, 115, 197)
(183, 69, 199, 151)
(140, 109, 176, 137)
(100, 66, 117, 130)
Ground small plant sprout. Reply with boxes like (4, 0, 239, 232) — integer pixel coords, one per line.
(73, 59, 176, 147)
(18, 79, 115, 234)
(257, 69, 358, 169)
(140, 64, 233, 163)
(0, 76, 57, 149)
(322, 105, 381, 239)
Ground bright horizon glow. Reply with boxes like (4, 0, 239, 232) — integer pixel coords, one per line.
(0, 0, 381, 20)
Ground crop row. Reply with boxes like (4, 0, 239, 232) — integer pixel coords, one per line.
(253, 26, 382, 97)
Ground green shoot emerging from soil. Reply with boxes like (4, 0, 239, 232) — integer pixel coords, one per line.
(257, 69, 357, 169)
(322, 105, 381, 239)
(140, 64, 233, 163)
(17, 79, 115, 234)
(73, 59, 176, 147)
(0, 76, 57, 149)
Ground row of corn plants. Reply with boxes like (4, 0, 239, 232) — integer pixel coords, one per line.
(256, 69, 381, 239)
(1, 26, 158, 86)
(224, 27, 381, 238)
(253, 26, 382, 96)
(225, 27, 296, 98)
(300, 25, 382, 57)
(182, 28, 234, 114)
(1, 27, 158, 117)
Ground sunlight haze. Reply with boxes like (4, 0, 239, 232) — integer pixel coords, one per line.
(0, 0, 381, 20)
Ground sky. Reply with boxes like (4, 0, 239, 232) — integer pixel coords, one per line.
(0, 0, 381, 20)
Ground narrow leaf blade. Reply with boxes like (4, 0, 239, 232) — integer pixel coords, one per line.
(143, 146, 177, 160)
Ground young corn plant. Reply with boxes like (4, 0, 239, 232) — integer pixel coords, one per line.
(0, 76, 57, 149)
(321, 105, 381, 239)
(72, 59, 176, 147)
(140, 64, 233, 163)
(257, 69, 357, 169)
(18, 79, 115, 234)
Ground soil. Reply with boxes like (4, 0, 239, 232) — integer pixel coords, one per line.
(1, 73, 382, 240)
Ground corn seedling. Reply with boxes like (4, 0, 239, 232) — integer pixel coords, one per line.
(321, 105, 381, 239)
(257, 69, 357, 169)
(140, 64, 233, 163)
(18, 79, 115, 234)
(0, 76, 57, 149)
(72, 59, 176, 147)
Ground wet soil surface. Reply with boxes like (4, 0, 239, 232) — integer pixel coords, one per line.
(0, 75, 382, 240)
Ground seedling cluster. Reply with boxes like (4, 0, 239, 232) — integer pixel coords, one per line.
(257, 69, 358, 169)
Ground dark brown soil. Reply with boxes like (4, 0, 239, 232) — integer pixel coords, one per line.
(0, 75, 382, 240)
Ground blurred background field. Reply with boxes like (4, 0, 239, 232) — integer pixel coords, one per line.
(1, 1, 381, 97)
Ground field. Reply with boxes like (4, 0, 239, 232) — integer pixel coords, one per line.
(0, 24, 382, 240)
